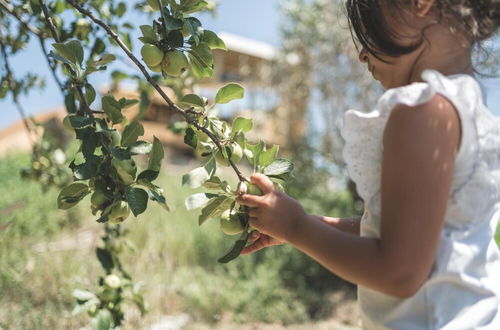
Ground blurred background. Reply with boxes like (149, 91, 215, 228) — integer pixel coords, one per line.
(1, 0, 499, 329)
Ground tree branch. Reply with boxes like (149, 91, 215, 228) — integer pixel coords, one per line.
(66, 0, 248, 182)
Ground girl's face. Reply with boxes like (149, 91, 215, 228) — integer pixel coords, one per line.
(357, 2, 429, 89)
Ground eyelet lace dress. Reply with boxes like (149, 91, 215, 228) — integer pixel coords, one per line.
(340, 69, 500, 330)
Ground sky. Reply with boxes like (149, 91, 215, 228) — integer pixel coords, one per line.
(1, 0, 499, 131)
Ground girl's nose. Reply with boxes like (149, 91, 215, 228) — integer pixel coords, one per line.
(358, 48, 369, 63)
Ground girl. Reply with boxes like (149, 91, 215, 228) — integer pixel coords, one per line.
(236, 0, 500, 329)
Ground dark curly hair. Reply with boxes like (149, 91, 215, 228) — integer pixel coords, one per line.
(346, 0, 500, 59)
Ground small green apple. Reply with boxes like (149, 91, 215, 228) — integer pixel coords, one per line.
(147, 63, 163, 72)
(141, 44, 164, 67)
(163, 50, 189, 77)
(91, 190, 109, 211)
(107, 201, 131, 224)
(111, 158, 137, 185)
(104, 274, 121, 289)
(110, 129, 121, 147)
(219, 209, 245, 235)
(247, 183, 263, 196)
(215, 143, 243, 166)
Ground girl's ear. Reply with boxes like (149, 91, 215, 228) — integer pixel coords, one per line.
(416, 0, 435, 17)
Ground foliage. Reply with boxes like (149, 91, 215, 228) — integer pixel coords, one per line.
(0, 0, 295, 327)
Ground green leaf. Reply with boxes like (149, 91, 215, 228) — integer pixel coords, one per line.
(201, 30, 227, 50)
(70, 155, 101, 180)
(137, 170, 159, 182)
(263, 158, 294, 176)
(164, 14, 183, 30)
(68, 116, 94, 129)
(129, 141, 153, 155)
(246, 140, 265, 168)
(231, 117, 253, 134)
(179, 94, 205, 108)
(53, 40, 84, 65)
(198, 196, 233, 225)
(184, 127, 197, 149)
(149, 188, 170, 211)
(119, 97, 139, 109)
(188, 52, 213, 79)
(259, 144, 279, 167)
(184, 17, 202, 42)
(182, 157, 216, 188)
(185, 193, 217, 210)
(57, 182, 90, 210)
(92, 54, 116, 67)
(218, 231, 250, 263)
(48, 51, 73, 66)
(72, 289, 97, 302)
(121, 121, 144, 147)
(84, 84, 96, 105)
(125, 187, 149, 217)
(101, 95, 124, 124)
(140, 25, 157, 44)
(215, 83, 244, 104)
(190, 42, 213, 66)
(147, 137, 164, 172)
(96, 247, 114, 272)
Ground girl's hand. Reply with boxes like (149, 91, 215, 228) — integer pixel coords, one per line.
(236, 173, 307, 243)
(241, 230, 283, 255)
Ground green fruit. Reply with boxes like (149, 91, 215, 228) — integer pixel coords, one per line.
(62, 115, 75, 134)
(247, 183, 263, 196)
(91, 190, 109, 211)
(107, 201, 131, 224)
(87, 304, 97, 317)
(219, 209, 245, 235)
(111, 158, 136, 185)
(104, 274, 121, 289)
(141, 44, 164, 67)
(215, 143, 243, 166)
(163, 50, 189, 77)
(148, 63, 162, 72)
(110, 130, 121, 147)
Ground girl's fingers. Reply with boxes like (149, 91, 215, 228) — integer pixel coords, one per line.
(248, 230, 261, 242)
(236, 194, 264, 207)
(250, 173, 274, 195)
(241, 237, 267, 255)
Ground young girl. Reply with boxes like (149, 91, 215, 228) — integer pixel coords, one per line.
(236, 0, 500, 329)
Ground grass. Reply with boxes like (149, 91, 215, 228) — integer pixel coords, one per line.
(0, 153, 358, 329)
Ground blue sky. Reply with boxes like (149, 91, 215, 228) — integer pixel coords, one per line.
(1, 0, 499, 130)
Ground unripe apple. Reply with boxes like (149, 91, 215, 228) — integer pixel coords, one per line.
(215, 143, 243, 166)
(91, 190, 109, 211)
(111, 158, 136, 185)
(104, 274, 121, 289)
(163, 50, 189, 77)
(219, 209, 245, 235)
(147, 63, 163, 72)
(247, 183, 263, 196)
(141, 44, 164, 67)
(110, 130, 121, 147)
(107, 201, 131, 224)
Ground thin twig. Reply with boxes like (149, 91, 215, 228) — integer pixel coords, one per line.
(66, 0, 247, 182)
(39, 0, 92, 118)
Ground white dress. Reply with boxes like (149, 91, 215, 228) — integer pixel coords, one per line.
(340, 69, 500, 330)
